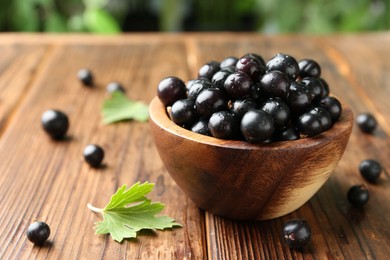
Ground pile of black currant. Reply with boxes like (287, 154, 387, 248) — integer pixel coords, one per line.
(157, 53, 342, 143)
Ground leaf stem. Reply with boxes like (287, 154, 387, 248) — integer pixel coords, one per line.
(87, 203, 104, 213)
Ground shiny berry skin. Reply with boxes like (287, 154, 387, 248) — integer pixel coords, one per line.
(157, 76, 187, 106)
(298, 59, 321, 78)
(211, 70, 232, 87)
(266, 53, 299, 81)
(195, 88, 228, 117)
(106, 82, 125, 93)
(247, 53, 266, 67)
(83, 144, 104, 168)
(27, 221, 50, 245)
(287, 82, 313, 114)
(297, 113, 323, 136)
(308, 107, 332, 131)
(78, 69, 93, 86)
(198, 61, 220, 80)
(260, 71, 290, 100)
(235, 54, 266, 82)
(301, 77, 326, 101)
(274, 127, 300, 141)
(282, 219, 311, 250)
(347, 185, 369, 207)
(356, 113, 377, 133)
(224, 72, 254, 100)
(220, 56, 238, 68)
(41, 109, 69, 139)
(319, 78, 330, 97)
(170, 99, 196, 128)
(260, 98, 290, 130)
(191, 117, 211, 136)
(188, 79, 214, 100)
(317, 96, 342, 122)
(209, 111, 239, 139)
(230, 99, 257, 118)
(240, 110, 274, 143)
(359, 159, 382, 183)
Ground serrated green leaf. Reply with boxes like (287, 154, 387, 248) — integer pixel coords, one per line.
(88, 182, 181, 243)
(102, 91, 149, 124)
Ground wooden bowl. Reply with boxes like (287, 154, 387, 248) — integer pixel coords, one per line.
(149, 97, 353, 220)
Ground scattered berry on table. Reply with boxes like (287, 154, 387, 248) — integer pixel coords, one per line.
(359, 159, 382, 183)
(41, 109, 69, 140)
(77, 69, 94, 86)
(347, 185, 369, 207)
(27, 221, 51, 246)
(282, 219, 311, 250)
(83, 144, 105, 168)
(356, 113, 377, 134)
(106, 82, 125, 94)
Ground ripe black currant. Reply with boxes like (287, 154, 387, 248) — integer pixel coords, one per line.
(41, 109, 69, 139)
(359, 159, 382, 183)
(27, 221, 50, 246)
(347, 185, 369, 207)
(356, 113, 377, 133)
(78, 69, 93, 86)
(83, 144, 105, 168)
(282, 219, 311, 250)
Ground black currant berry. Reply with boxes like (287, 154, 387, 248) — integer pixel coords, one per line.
(287, 82, 314, 114)
(274, 127, 300, 141)
(170, 99, 196, 128)
(301, 77, 326, 101)
(83, 144, 105, 168)
(235, 54, 266, 82)
(298, 59, 321, 78)
(220, 56, 238, 69)
(157, 76, 187, 106)
(198, 61, 220, 80)
(317, 96, 342, 122)
(266, 53, 299, 81)
(308, 107, 332, 131)
(282, 219, 311, 250)
(318, 78, 330, 97)
(359, 159, 382, 183)
(27, 221, 50, 246)
(187, 79, 214, 100)
(106, 82, 125, 94)
(41, 109, 69, 139)
(211, 70, 232, 87)
(230, 99, 257, 118)
(356, 113, 377, 134)
(78, 69, 93, 86)
(260, 98, 290, 130)
(347, 185, 369, 207)
(208, 111, 239, 139)
(247, 53, 266, 67)
(224, 72, 254, 100)
(195, 88, 228, 117)
(191, 117, 211, 136)
(297, 113, 323, 137)
(260, 71, 290, 100)
(240, 110, 274, 143)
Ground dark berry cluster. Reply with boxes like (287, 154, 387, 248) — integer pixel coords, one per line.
(157, 53, 342, 143)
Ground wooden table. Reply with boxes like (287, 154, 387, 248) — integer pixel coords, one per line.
(0, 33, 389, 259)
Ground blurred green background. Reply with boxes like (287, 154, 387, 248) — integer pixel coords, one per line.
(0, 0, 389, 34)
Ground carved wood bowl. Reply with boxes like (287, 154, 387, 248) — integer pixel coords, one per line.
(149, 97, 353, 220)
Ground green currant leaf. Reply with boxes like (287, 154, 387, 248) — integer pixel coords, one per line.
(102, 91, 149, 124)
(88, 182, 181, 243)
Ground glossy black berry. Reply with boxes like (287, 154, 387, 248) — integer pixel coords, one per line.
(41, 109, 69, 139)
(356, 113, 377, 133)
(240, 110, 274, 143)
(211, 70, 232, 87)
(195, 88, 228, 117)
(78, 69, 93, 86)
(317, 96, 342, 122)
(319, 78, 330, 97)
(157, 76, 187, 106)
(308, 107, 332, 131)
(27, 221, 50, 245)
(230, 99, 257, 118)
(224, 72, 254, 100)
(247, 53, 266, 67)
(198, 61, 220, 80)
(187, 79, 214, 100)
(220, 56, 238, 68)
(266, 53, 299, 81)
(260, 71, 290, 100)
(209, 111, 239, 139)
(83, 144, 104, 168)
(191, 117, 211, 136)
(260, 98, 290, 130)
(298, 59, 321, 78)
(359, 159, 382, 183)
(170, 99, 196, 128)
(297, 113, 323, 136)
(235, 54, 266, 82)
(347, 185, 369, 207)
(106, 82, 125, 94)
(274, 127, 300, 141)
(282, 219, 311, 250)
(301, 77, 326, 101)
(287, 82, 314, 114)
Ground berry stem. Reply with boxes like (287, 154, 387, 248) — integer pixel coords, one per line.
(87, 203, 104, 213)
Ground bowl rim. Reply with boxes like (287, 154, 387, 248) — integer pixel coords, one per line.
(149, 96, 354, 151)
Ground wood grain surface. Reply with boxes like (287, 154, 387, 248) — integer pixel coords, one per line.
(0, 33, 389, 259)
